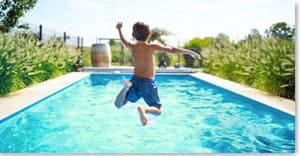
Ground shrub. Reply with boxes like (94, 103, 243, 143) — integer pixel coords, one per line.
(202, 37, 295, 100)
(0, 33, 79, 95)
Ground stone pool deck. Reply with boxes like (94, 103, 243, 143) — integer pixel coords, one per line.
(0, 70, 295, 121)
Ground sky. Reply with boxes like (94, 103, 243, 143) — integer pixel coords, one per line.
(20, 0, 295, 46)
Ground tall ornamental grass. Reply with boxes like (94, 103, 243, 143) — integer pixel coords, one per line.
(203, 37, 295, 100)
(0, 33, 79, 95)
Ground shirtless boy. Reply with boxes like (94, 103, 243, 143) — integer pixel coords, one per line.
(114, 21, 201, 125)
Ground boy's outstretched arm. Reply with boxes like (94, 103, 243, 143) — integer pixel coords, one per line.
(116, 22, 133, 49)
(152, 44, 201, 60)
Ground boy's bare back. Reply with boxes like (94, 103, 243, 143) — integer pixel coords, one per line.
(131, 42, 157, 79)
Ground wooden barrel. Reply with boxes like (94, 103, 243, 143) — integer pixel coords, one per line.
(91, 43, 111, 67)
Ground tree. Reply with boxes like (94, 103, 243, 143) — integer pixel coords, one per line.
(184, 37, 214, 50)
(149, 28, 172, 45)
(248, 29, 262, 41)
(0, 0, 37, 33)
(214, 33, 230, 49)
(265, 22, 294, 40)
(237, 29, 263, 45)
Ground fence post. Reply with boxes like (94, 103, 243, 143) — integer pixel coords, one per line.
(39, 24, 43, 41)
(63, 32, 67, 43)
(76, 37, 84, 71)
(81, 37, 83, 51)
(77, 36, 80, 49)
(120, 43, 124, 65)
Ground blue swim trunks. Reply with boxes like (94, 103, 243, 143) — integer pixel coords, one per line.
(126, 76, 162, 109)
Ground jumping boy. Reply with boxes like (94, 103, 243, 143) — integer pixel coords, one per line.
(114, 22, 201, 125)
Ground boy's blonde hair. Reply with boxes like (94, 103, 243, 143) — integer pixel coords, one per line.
(132, 22, 151, 41)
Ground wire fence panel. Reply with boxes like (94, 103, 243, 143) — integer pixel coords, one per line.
(9, 21, 83, 48)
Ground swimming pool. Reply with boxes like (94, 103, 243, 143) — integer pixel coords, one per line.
(0, 74, 295, 153)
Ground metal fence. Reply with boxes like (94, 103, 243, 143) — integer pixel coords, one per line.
(9, 21, 83, 48)
(7, 21, 85, 70)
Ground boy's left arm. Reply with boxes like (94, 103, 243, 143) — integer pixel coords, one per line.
(151, 44, 201, 60)
(172, 47, 201, 60)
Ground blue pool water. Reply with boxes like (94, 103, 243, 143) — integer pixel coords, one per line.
(0, 74, 295, 153)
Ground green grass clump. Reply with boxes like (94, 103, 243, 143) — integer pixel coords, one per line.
(0, 33, 80, 95)
(202, 37, 295, 100)
(82, 46, 91, 67)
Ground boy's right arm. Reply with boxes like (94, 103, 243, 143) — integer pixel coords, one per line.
(116, 22, 133, 49)
(151, 44, 201, 60)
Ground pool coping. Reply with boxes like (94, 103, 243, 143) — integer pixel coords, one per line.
(0, 71, 295, 122)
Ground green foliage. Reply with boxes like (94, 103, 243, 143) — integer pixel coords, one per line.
(213, 33, 231, 49)
(82, 46, 91, 66)
(265, 22, 295, 40)
(0, 33, 79, 95)
(202, 36, 295, 100)
(184, 37, 214, 50)
(0, 0, 37, 32)
(110, 41, 133, 66)
(149, 28, 172, 45)
(182, 22, 295, 100)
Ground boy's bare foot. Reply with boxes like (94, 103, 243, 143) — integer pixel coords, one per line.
(137, 106, 148, 126)
(114, 86, 128, 108)
(114, 80, 132, 108)
(124, 80, 132, 88)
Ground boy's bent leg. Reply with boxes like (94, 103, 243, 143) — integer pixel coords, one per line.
(137, 105, 162, 126)
(144, 106, 162, 115)
(114, 80, 132, 108)
(137, 105, 148, 125)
